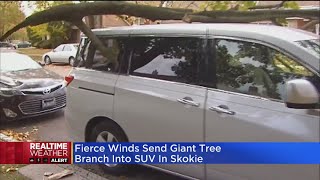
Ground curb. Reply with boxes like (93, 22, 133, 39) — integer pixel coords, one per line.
(0, 132, 18, 142)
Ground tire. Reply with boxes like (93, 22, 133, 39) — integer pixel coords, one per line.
(69, 57, 75, 66)
(44, 56, 52, 65)
(87, 121, 131, 175)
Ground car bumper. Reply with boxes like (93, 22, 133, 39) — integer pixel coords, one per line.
(0, 88, 66, 122)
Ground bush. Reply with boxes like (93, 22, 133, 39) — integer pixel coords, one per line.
(36, 40, 52, 49)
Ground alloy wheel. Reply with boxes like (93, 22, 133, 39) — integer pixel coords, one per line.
(96, 131, 118, 167)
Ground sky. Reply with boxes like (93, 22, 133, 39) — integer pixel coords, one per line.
(21, 1, 36, 16)
(20, 1, 80, 17)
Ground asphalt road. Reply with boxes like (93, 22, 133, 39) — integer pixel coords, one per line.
(1, 63, 185, 180)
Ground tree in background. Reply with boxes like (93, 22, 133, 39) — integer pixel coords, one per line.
(0, 2, 27, 41)
(27, 1, 73, 48)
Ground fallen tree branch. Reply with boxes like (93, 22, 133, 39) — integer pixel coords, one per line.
(184, 9, 319, 23)
(195, 9, 319, 20)
(271, 18, 283, 26)
(71, 20, 119, 69)
(0, 1, 319, 41)
(301, 19, 320, 30)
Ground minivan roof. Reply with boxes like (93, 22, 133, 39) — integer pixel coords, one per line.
(90, 23, 318, 42)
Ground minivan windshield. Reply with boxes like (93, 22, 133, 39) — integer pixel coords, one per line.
(295, 39, 320, 57)
(0, 53, 41, 72)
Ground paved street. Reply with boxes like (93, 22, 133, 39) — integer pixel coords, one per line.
(0, 63, 185, 180)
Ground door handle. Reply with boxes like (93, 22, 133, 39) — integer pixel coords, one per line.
(209, 105, 235, 115)
(177, 97, 200, 107)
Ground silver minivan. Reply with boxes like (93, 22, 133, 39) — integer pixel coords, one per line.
(65, 24, 320, 180)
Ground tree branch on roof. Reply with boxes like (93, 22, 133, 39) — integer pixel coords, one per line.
(0, 1, 318, 41)
(71, 20, 119, 69)
(271, 18, 283, 26)
(301, 19, 320, 30)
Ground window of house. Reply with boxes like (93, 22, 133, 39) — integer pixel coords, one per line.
(214, 39, 318, 101)
(129, 37, 206, 85)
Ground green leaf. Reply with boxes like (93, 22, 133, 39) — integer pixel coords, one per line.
(238, 1, 257, 11)
(283, 1, 300, 10)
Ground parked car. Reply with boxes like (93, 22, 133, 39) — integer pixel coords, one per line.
(17, 41, 32, 48)
(65, 24, 319, 180)
(0, 42, 16, 50)
(42, 43, 79, 66)
(10, 40, 21, 49)
(0, 52, 66, 122)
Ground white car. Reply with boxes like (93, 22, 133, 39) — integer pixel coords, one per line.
(65, 24, 319, 180)
(42, 43, 79, 66)
(0, 42, 16, 50)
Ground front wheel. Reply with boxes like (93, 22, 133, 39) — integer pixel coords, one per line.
(44, 56, 51, 65)
(87, 121, 132, 175)
(69, 57, 75, 66)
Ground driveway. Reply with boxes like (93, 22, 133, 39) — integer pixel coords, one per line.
(0, 63, 185, 180)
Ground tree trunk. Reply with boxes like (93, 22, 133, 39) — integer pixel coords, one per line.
(71, 20, 119, 69)
(86, 15, 95, 29)
(301, 20, 319, 30)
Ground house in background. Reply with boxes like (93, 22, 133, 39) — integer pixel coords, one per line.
(68, 15, 130, 43)
(255, 1, 320, 34)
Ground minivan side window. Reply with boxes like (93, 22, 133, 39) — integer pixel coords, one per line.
(84, 37, 126, 73)
(129, 37, 206, 86)
(214, 39, 318, 101)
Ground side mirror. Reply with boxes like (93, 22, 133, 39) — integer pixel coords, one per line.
(285, 79, 319, 109)
(52, 49, 56, 52)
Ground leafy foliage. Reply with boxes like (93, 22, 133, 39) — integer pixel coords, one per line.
(283, 1, 300, 10)
(0, 2, 26, 40)
(27, 1, 73, 48)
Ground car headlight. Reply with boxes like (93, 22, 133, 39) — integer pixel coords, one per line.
(0, 88, 16, 96)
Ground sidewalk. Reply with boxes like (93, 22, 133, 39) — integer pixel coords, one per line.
(19, 164, 108, 180)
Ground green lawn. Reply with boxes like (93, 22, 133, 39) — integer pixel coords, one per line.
(17, 48, 51, 62)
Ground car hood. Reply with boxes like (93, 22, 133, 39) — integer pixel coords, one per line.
(0, 68, 63, 89)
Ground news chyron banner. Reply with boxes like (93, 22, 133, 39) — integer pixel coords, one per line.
(0, 142, 71, 164)
(0, 142, 319, 164)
